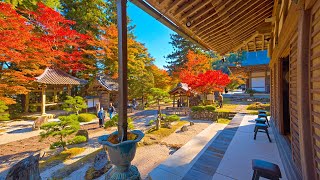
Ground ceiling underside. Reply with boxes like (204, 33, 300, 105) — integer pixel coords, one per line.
(141, 0, 274, 54)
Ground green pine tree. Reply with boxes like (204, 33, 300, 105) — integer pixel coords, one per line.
(165, 34, 215, 74)
(62, 96, 87, 115)
(40, 115, 80, 149)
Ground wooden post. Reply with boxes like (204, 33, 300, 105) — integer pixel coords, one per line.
(173, 95, 175, 107)
(117, 0, 128, 141)
(41, 84, 46, 115)
(25, 93, 30, 113)
(296, 8, 315, 180)
(53, 87, 58, 102)
(265, 70, 268, 93)
(67, 85, 71, 96)
(187, 96, 190, 107)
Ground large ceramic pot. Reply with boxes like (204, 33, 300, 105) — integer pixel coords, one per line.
(98, 130, 144, 180)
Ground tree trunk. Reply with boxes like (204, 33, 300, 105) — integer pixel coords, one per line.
(158, 100, 161, 115)
(141, 95, 144, 110)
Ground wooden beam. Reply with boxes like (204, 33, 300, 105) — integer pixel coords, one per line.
(193, 0, 251, 32)
(198, 0, 272, 39)
(173, 0, 199, 17)
(305, 0, 317, 9)
(262, 34, 265, 50)
(296, 8, 316, 180)
(180, 0, 213, 20)
(254, 36, 257, 51)
(165, 0, 182, 13)
(117, 0, 128, 141)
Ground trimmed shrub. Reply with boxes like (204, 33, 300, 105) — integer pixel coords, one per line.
(191, 106, 205, 112)
(165, 115, 180, 122)
(78, 113, 97, 122)
(204, 105, 216, 112)
(68, 135, 87, 145)
(247, 102, 270, 111)
(105, 114, 134, 129)
(148, 120, 155, 126)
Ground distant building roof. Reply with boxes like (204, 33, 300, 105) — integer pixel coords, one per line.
(96, 74, 118, 91)
(169, 82, 190, 95)
(240, 50, 270, 66)
(35, 66, 87, 85)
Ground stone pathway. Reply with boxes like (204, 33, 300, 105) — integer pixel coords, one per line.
(148, 122, 227, 179)
(182, 114, 244, 180)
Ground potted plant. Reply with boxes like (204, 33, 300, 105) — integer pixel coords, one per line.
(98, 130, 144, 179)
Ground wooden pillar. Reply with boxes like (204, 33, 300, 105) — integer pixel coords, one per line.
(117, 0, 128, 141)
(41, 84, 47, 115)
(296, 8, 315, 179)
(173, 95, 175, 107)
(53, 87, 58, 102)
(24, 93, 30, 113)
(248, 71, 252, 89)
(265, 70, 268, 93)
(67, 85, 71, 96)
(187, 96, 190, 107)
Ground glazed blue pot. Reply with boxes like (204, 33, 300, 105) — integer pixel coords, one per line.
(98, 130, 144, 179)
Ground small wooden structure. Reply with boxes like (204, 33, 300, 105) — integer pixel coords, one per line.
(169, 82, 192, 107)
(28, 66, 87, 115)
(87, 74, 119, 109)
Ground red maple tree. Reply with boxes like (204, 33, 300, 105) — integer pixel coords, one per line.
(30, 2, 91, 71)
(0, 2, 91, 104)
(178, 51, 230, 94)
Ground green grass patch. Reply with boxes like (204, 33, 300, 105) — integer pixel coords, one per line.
(39, 147, 85, 171)
(216, 104, 238, 113)
(141, 121, 188, 146)
(52, 148, 102, 179)
(217, 118, 231, 124)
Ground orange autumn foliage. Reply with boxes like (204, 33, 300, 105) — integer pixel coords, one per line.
(178, 51, 230, 93)
(0, 2, 91, 104)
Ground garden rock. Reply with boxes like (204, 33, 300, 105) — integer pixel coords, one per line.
(76, 130, 89, 142)
(32, 116, 48, 130)
(181, 125, 188, 132)
(6, 154, 41, 180)
(190, 121, 195, 126)
(164, 122, 172, 129)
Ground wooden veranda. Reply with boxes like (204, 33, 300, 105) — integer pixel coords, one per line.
(126, 0, 319, 179)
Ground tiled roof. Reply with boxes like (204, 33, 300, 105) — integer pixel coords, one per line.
(35, 67, 87, 85)
(97, 74, 118, 91)
(169, 82, 190, 95)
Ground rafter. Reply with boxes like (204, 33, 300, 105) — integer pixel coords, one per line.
(166, 0, 183, 12)
(173, 0, 199, 17)
(201, 4, 272, 42)
(191, 0, 245, 31)
(198, 0, 272, 38)
(180, 0, 215, 20)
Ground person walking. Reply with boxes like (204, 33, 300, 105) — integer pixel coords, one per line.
(132, 99, 137, 110)
(97, 107, 105, 128)
(218, 92, 223, 108)
(108, 103, 116, 119)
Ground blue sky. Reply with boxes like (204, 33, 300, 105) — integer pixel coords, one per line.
(127, 2, 174, 69)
